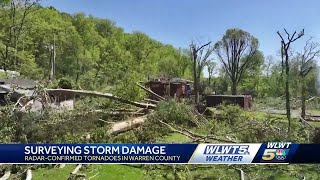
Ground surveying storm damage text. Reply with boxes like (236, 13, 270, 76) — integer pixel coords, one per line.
(0, 143, 318, 163)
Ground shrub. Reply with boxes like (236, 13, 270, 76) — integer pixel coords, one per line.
(57, 78, 73, 89)
(154, 100, 198, 127)
(135, 100, 197, 142)
(217, 103, 244, 126)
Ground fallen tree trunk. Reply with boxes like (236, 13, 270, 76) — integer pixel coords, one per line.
(300, 116, 313, 128)
(69, 164, 86, 179)
(45, 89, 156, 109)
(144, 98, 159, 104)
(93, 110, 146, 116)
(237, 169, 245, 180)
(71, 164, 82, 175)
(306, 96, 316, 102)
(25, 169, 32, 180)
(136, 83, 165, 101)
(0, 171, 11, 180)
(108, 115, 148, 135)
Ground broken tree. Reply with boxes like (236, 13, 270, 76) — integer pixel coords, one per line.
(190, 41, 214, 103)
(296, 38, 320, 119)
(277, 28, 304, 134)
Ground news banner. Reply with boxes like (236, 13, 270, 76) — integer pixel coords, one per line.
(0, 142, 319, 164)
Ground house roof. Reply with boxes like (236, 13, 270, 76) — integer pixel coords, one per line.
(0, 79, 36, 89)
(170, 78, 193, 83)
(206, 95, 250, 98)
(147, 77, 193, 84)
(0, 79, 37, 97)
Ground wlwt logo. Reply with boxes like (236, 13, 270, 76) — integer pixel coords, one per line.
(261, 142, 290, 162)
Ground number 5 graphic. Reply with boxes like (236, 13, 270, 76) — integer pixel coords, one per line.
(262, 149, 276, 161)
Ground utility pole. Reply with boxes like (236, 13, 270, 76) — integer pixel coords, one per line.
(49, 33, 56, 80)
(53, 33, 56, 79)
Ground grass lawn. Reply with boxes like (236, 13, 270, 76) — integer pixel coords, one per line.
(85, 164, 144, 180)
(162, 133, 191, 143)
(33, 165, 75, 180)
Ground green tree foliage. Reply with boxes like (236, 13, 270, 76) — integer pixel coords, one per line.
(239, 50, 264, 94)
(0, 5, 193, 100)
(214, 28, 259, 95)
(206, 61, 217, 86)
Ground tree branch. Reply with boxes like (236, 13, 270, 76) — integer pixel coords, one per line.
(196, 41, 211, 52)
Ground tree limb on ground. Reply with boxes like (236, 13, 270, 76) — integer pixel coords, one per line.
(0, 171, 11, 180)
(306, 96, 316, 102)
(25, 169, 32, 180)
(69, 164, 86, 180)
(45, 89, 156, 109)
(71, 164, 82, 175)
(93, 110, 146, 116)
(107, 115, 148, 135)
(236, 168, 245, 180)
(299, 116, 314, 128)
(89, 172, 99, 180)
(144, 98, 160, 104)
(157, 119, 238, 143)
(136, 82, 165, 101)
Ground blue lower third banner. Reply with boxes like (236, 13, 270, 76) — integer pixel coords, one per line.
(0, 143, 318, 164)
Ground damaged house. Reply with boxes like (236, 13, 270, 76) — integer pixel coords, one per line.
(145, 77, 193, 100)
(0, 79, 74, 112)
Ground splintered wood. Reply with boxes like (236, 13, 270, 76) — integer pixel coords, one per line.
(108, 115, 148, 135)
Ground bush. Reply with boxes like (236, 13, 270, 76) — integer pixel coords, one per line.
(135, 100, 197, 142)
(217, 103, 244, 126)
(57, 78, 73, 89)
(155, 100, 198, 127)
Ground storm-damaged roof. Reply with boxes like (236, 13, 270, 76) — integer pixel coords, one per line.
(0, 79, 37, 96)
(0, 79, 36, 89)
(147, 77, 193, 84)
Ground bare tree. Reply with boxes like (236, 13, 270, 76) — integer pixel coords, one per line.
(214, 29, 259, 95)
(277, 28, 304, 134)
(190, 41, 214, 104)
(206, 61, 217, 86)
(297, 38, 320, 119)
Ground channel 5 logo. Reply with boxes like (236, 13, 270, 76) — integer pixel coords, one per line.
(261, 142, 291, 162)
(262, 149, 289, 161)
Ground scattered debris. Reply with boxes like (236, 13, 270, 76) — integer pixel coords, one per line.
(68, 164, 86, 180)
(0, 79, 74, 111)
(71, 164, 82, 175)
(206, 95, 252, 110)
(144, 77, 193, 100)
